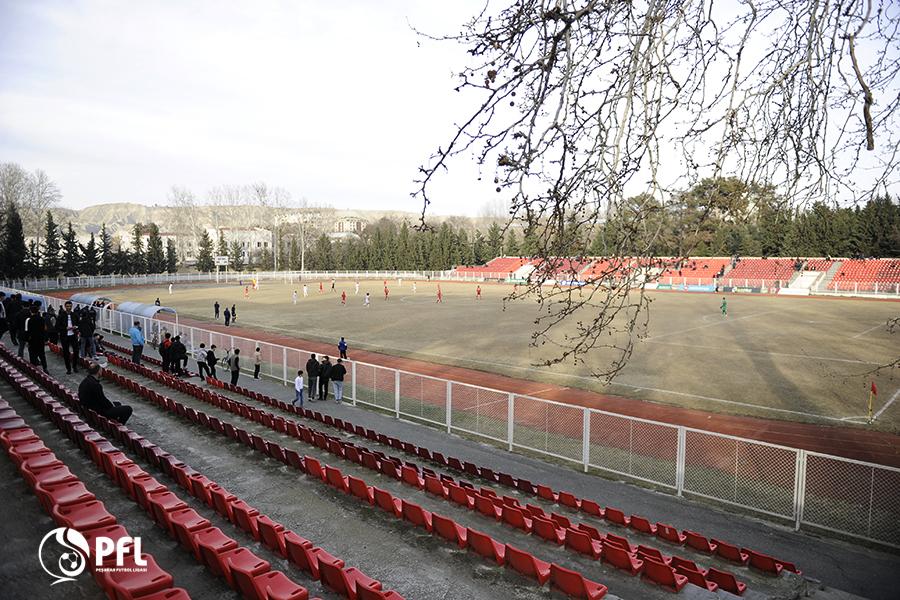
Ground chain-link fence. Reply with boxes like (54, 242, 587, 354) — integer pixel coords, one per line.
(4, 283, 899, 549)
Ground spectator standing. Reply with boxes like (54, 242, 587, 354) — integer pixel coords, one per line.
(78, 362, 132, 424)
(7, 293, 22, 346)
(170, 336, 188, 376)
(305, 354, 319, 401)
(331, 359, 347, 403)
(229, 348, 241, 385)
(253, 346, 262, 379)
(338, 337, 348, 359)
(160, 333, 173, 372)
(56, 300, 80, 374)
(0, 292, 8, 342)
(206, 345, 219, 379)
(223, 307, 231, 327)
(25, 304, 48, 372)
(231, 304, 237, 322)
(214, 301, 220, 319)
(318, 356, 332, 401)
(155, 297, 161, 306)
(195, 343, 210, 379)
(293, 370, 304, 407)
(129, 321, 145, 364)
(44, 306, 58, 345)
(79, 310, 96, 357)
(15, 300, 31, 357)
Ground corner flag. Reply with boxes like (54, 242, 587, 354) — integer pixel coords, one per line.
(868, 382, 878, 423)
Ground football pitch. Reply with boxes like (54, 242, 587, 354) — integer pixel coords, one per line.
(105, 278, 900, 432)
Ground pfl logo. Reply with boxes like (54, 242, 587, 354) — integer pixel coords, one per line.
(38, 527, 146, 585)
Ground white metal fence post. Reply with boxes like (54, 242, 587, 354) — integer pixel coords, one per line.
(794, 449, 807, 531)
(507, 393, 514, 451)
(446, 381, 452, 433)
(351, 361, 356, 405)
(282, 347, 288, 385)
(582, 408, 590, 472)
(394, 370, 400, 418)
(676, 426, 686, 496)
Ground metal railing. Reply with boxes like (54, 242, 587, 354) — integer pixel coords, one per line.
(2, 284, 898, 549)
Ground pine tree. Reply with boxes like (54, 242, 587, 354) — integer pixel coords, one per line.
(472, 230, 487, 264)
(165, 238, 178, 273)
(313, 233, 334, 270)
(229, 240, 244, 270)
(487, 222, 504, 259)
(397, 222, 411, 270)
(504, 229, 519, 256)
(1, 202, 27, 278)
(61, 222, 80, 276)
(217, 231, 228, 257)
(99, 223, 113, 275)
(80, 232, 100, 275)
(131, 224, 145, 273)
(25, 240, 41, 278)
(145, 223, 165, 273)
(458, 229, 475, 265)
(195, 229, 214, 272)
(41, 211, 61, 276)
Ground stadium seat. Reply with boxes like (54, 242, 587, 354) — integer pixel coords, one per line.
(605, 507, 629, 527)
(232, 500, 261, 540)
(466, 528, 505, 565)
(168, 508, 212, 556)
(636, 545, 669, 566)
(533, 517, 565, 545)
(601, 541, 644, 576)
(501, 505, 533, 533)
(257, 516, 287, 557)
(558, 491, 581, 510)
(447, 484, 475, 509)
(373, 487, 402, 518)
(581, 499, 605, 518)
(565, 527, 601, 559)
(604, 532, 636, 554)
(53, 499, 117, 530)
(549, 563, 608, 599)
(475, 494, 502, 520)
(348, 476, 375, 504)
(683, 530, 716, 554)
(707, 567, 747, 595)
(325, 466, 350, 493)
(673, 563, 718, 593)
(431, 513, 467, 548)
(504, 544, 551, 584)
(629, 515, 656, 535)
(401, 500, 433, 531)
(195, 527, 239, 574)
(97, 553, 173, 600)
(641, 556, 688, 592)
(745, 549, 784, 576)
(656, 523, 686, 545)
(319, 559, 382, 600)
(712, 539, 749, 564)
(423, 475, 448, 498)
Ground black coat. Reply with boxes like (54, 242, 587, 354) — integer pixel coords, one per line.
(206, 350, 218, 367)
(56, 310, 80, 337)
(330, 363, 346, 381)
(305, 358, 320, 377)
(14, 309, 30, 334)
(78, 374, 114, 414)
(319, 361, 332, 381)
(25, 314, 47, 345)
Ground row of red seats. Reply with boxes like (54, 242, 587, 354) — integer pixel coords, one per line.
(95, 347, 609, 599)
(206, 369, 800, 581)
(0, 359, 187, 600)
(107, 352, 746, 596)
(40, 345, 401, 600)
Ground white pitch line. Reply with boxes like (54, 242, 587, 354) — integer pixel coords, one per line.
(643, 340, 880, 365)
(874, 388, 900, 420)
(644, 310, 778, 341)
(851, 323, 886, 339)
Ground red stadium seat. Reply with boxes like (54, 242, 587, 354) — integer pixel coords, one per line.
(565, 527, 601, 559)
(712, 539, 749, 565)
(504, 544, 551, 584)
(258, 570, 308, 600)
(745, 549, 784, 576)
(257, 515, 287, 557)
(466, 528, 505, 565)
(605, 507, 630, 527)
(225, 549, 271, 592)
(501, 506, 533, 533)
(684, 530, 716, 554)
(432, 513, 467, 548)
(231, 500, 261, 540)
(601, 541, 643, 575)
(533, 517, 565, 545)
(707, 567, 747, 595)
(325, 466, 350, 493)
(358, 582, 406, 600)
(319, 559, 382, 600)
(656, 523, 686, 545)
(549, 563, 608, 599)
(558, 491, 581, 510)
(641, 556, 687, 592)
(474, 494, 502, 520)
(348, 476, 374, 504)
(629, 515, 656, 536)
(401, 500, 432, 531)
(373, 487, 402, 517)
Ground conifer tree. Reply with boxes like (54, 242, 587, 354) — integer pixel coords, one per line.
(1, 202, 27, 279)
(165, 238, 178, 273)
(61, 222, 80, 276)
(41, 211, 61, 276)
(80, 232, 100, 275)
(195, 229, 214, 272)
(131, 224, 145, 273)
(145, 223, 166, 273)
(99, 223, 114, 275)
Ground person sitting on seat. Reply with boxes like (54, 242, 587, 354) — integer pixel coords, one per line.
(77, 362, 132, 424)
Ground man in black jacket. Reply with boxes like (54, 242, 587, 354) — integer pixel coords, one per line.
(330, 358, 347, 403)
(206, 345, 218, 379)
(305, 354, 319, 401)
(318, 355, 332, 401)
(24, 304, 48, 372)
(0, 292, 8, 342)
(56, 300, 80, 374)
(170, 335, 188, 376)
(14, 300, 32, 358)
(78, 362, 132, 424)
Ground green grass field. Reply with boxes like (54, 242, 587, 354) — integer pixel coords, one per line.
(105, 278, 900, 432)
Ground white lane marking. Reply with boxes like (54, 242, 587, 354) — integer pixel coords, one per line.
(644, 310, 778, 341)
(851, 323, 887, 339)
(874, 388, 900, 420)
(643, 340, 880, 365)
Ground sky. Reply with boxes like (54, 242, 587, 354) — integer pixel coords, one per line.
(0, 0, 496, 216)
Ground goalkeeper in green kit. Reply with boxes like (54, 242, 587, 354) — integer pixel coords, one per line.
(720, 297, 728, 317)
